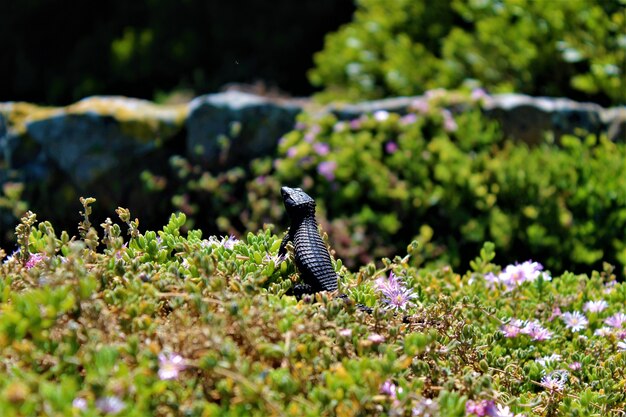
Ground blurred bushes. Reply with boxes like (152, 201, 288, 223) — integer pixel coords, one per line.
(0, 0, 355, 104)
(149, 91, 626, 276)
(309, 0, 626, 106)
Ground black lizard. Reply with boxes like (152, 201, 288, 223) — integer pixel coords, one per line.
(279, 186, 372, 312)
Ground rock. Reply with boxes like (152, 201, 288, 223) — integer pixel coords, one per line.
(483, 94, 605, 144)
(603, 108, 626, 143)
(24, 96, 186, 185)
(186, 91, 302, 167)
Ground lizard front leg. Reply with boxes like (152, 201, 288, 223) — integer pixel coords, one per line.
(278, 228, 291, 257)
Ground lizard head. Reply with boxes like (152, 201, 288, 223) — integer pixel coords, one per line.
(281, 186, 315, 215)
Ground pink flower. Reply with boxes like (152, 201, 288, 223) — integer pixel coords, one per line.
(385, 141, 399, 154)
(500, 319, 524, 338)
(25, 253, 46, 269)
(400, 113, 417, 125)
(333, 121, 347, 132)
(287, 147, 298, 158)
(548, 306, 562, 322)
(605, 312, 626, 328)
(441, 109, 457, 132)
(317, 161, 337, 181)
(368, 333, 385, 344)
(375, 271, 416, 311)
(521, 320, 553, 341)
(158, 352, 187, 380)
(540, 371, 568, 392)
(95, 396, 125, 415)
(471, 88, 492, 105)
(380, 380, 402, 398)
(465, 399, 496, 416)
(583, 300, 608, 313)
(349, 118, 362, 130)
(338, 328, 352, 338)
(313, 142, 330, 156)
(569, 362, 582, 371)
(411, 99, 429, 114)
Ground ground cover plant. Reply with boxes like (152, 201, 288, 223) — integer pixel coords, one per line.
(2, 200, 626, 416)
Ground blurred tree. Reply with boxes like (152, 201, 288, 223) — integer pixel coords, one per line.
(0, 0, 355, 104)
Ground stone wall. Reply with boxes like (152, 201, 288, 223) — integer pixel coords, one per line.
(1, 91, 624, 243)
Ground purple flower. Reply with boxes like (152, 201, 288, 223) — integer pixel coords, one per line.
(380, 380, 402, 398)
(465, 399, 497, 417)
(605, 312, 626, 328)
(95, 396, 125, 415)
(385, 141, 398, 154)
(333, 121, 348, 132)
(483, 272, 499, 287)
(594, 326, 613, 337)
(72, 397, 87, 410)
(441, 109, 457, 132)
(412, 398, 439, 416)
(264, 252, 286, 265)
(24, 253, 46, 269)
(375, 271, 416, 311)
(158, 352, 187, 380)
(295, 121, 307, 130)
(313, 142, 330, 156)
(521, 320, 553, 341)
(368, 333, 385, 344)
(561, 311, 588, 332)
(317, 161, 337, 181)
(410, 99, 429, 114)
(338, 328, 352, 338)
(349, 118, 363, 130)
(569, 362, 582, 371)
(583, 300, 608, 313)
(400, 113, 418, 125)
(500, 322, 522, 338)
(540, 371, 568, 392)
(497, 261, 549, 290)
(287, 147, 298, 158)
(203, 235, 239, 250)
(548, 306, 562, 322)
(618, 341, 626, 351)
(425, 88, 446, 101)
(471, 88, 492, 104)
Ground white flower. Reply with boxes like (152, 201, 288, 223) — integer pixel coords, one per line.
(561, 311, 588, 332)
(158, 352, 187, 380)
(583, 300, 608, 313)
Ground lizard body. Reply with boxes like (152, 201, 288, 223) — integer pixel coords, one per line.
(279, 186, 338, 296)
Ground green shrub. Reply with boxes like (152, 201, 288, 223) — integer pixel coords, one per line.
(2, 206, 626, 415)
(310, 0, 626, 105)
(151, 91, 626, 277)
(273, 93, 626, 274)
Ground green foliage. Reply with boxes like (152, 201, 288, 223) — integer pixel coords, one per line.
(270, 94, 626, 275)
(2, 204, 626, 415)
(147, 91, 626, 276)
(310, 0, 626, 105)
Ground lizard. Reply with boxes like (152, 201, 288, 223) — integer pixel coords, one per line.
(278, 186, 372, 312)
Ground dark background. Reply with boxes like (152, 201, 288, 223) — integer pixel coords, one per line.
(0, 0, 356, 105)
